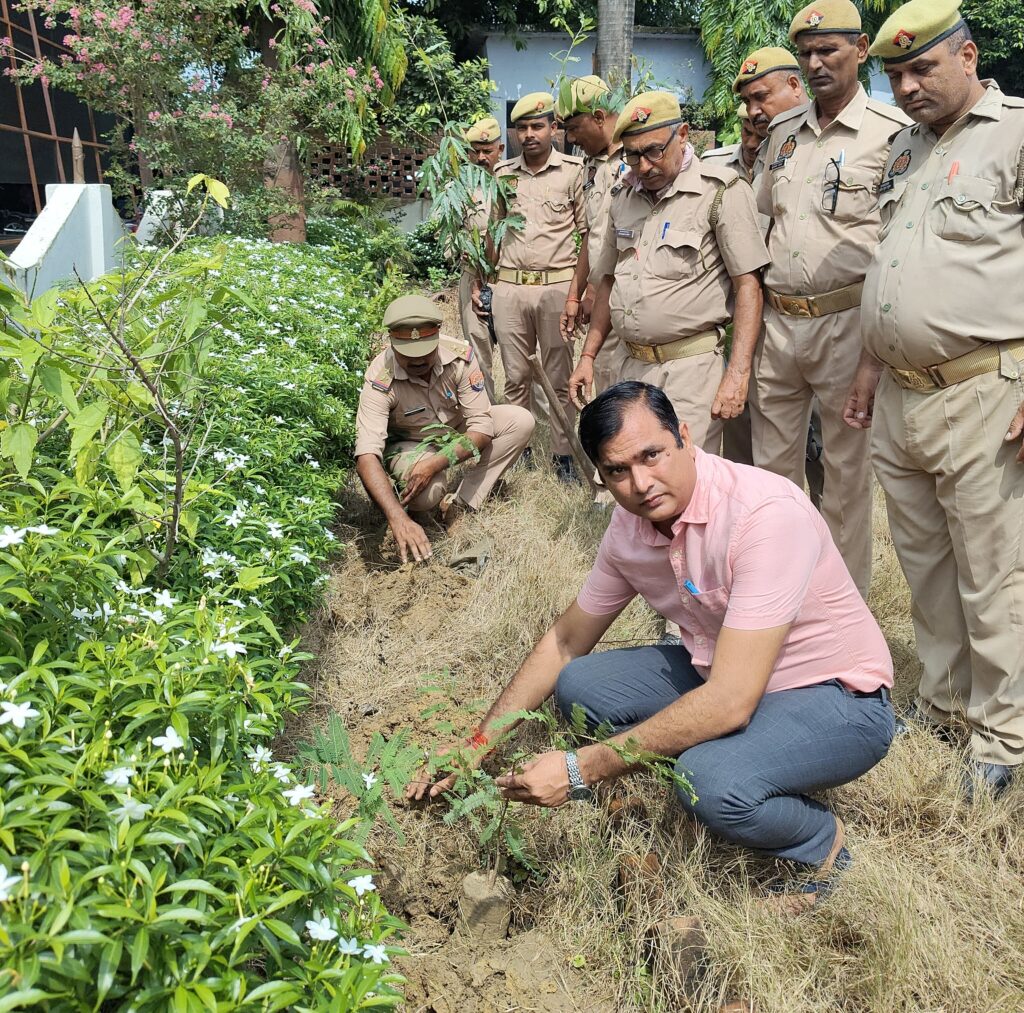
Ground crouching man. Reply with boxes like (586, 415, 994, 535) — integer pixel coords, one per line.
(355, 294, 534, 563)
(409, 381, 894, 905)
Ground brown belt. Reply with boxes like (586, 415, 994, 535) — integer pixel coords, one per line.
(625, 330, 721, 364)
(766, 282, 863, 317)
(887, 339, 1024, 392)
(496, 267, 575, 286)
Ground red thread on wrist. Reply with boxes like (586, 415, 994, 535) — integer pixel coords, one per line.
(467, 729, 489, 749)
(580, 352, 597, 360)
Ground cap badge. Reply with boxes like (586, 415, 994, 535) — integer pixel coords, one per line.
(805, 10, 824, 26)
(535, 99, 545, 111)
(894, 28, 915, 49)
(480, 130, 490, 140)
(742, 59, 758, 75)
(631, 107, 652, 123)
(409, 328, 420, 340)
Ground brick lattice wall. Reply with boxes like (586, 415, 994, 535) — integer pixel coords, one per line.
(311, 135, 438, 199)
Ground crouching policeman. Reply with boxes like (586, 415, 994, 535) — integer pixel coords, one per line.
(355, 295, 534, 562)
(410, 381, 894, 908)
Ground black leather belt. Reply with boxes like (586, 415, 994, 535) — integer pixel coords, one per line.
(848, 685, 890, 705)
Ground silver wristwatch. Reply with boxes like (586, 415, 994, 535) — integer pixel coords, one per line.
(565, 750, 594, 802)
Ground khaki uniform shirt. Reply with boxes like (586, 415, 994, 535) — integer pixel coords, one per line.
(756, 85, 910, 295)
(583, 146, 629, 269)
(700, 143, 764, 185)
(459, 186, 492, 272)
(494, 148, 587, 272)
(862, 82, 1024, 370)
(590, 156, 770, 346)
(354, 336, 493, 459)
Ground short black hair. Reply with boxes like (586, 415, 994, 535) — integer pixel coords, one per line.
(946, 23, 973, 55)
(578, 381, 683, 465)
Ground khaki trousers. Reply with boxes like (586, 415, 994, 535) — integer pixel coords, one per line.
(750, 306, 872, 596)
(458, 268, 496, 402)
(872, 366, 1024, 766)
(387, 405, 535, 512)
(492, 280, 575, 457)
(593, 331, 623, 395)
(618, 346, 725, 454)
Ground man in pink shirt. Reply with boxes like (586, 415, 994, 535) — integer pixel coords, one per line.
(408, 381, 894, 905)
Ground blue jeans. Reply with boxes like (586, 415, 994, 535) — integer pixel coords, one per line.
(555, 645, 895, 867)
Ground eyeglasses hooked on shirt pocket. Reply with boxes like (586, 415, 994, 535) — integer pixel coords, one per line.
(826, 165, 879, 224)
(930, 175, 995, 243)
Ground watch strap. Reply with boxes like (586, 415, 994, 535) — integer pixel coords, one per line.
(565, 750, 585, 791)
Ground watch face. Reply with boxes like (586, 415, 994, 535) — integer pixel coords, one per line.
(568, 785, 594, 802)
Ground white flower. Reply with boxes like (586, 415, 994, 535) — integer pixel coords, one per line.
(277, 644, 294, 660)
(138, 608, 166, 625)
(362, 943, 389, 964)
(70, 606, 92, 621)
(271, 763, 291, 783)
(347, 875, 375, 897)
(152, 726, 184, 753)
(0, 700, 39, 730)
(338, 936, 361, 955)
(305, 916, 338, 941)
(0, 864, 21, 902)
(27, 524, 59, 535)
(247, 745, 273, 771)
(211, 641, 247, 659)
(282, 783, 315, 806)
(225, 506, 246, 529)
(153, 590, 177, 609)
(0, 526, 27, 548)
(111, 797, 152, 821)
(266, 522, 284, 540)
(361, 773, 377, 790)
(289, 548, 311, 565)
(103, 766, 135, 787)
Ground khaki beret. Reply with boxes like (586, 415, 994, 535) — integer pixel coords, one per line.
(383, 294, 442, 357)
(738, 102, 750, 122)
(555, 75, 612, 119)
(613, 91, 682, 144)
(869, 0, 964, 63)
(789, 0, 862, 41)
(510, 92, 555, 123)
(732, 47, 801, 93)
(464, 117, 501, 144)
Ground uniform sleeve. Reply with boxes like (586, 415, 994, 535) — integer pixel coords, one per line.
(714, 181, 771, 277)
(588, 191, 620, 282)
(722, 497, 820, 630)
(755, 141, 775, 216)
(354, 381, 393, 459)
(571, 163, 589, 235)
(576, 522, 637, 616)
(455, 360, 495, 439)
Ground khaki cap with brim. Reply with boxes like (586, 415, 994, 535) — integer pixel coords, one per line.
(464, 116, 501, 144)
(788, 0, 863, 42)
(383, 294, 443, 357)
(869, 0, 964, 64)
(555, 75, 612, 119)
(732, 47, 801, 94)
(613, 91, 682, 144)
(510, 92, 555, 123)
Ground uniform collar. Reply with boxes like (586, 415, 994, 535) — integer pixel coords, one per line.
(664, 149, 704, 197)
(585, 142, 624, 167)
(808, 83, 868, 133)
(912, 80, 1005, 144)
(387, 340, 458, 385)
(510, 146, 563, 176)
(633, 447, 713, 547)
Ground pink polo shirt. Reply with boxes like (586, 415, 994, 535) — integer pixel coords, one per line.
(577, 449, 893, 694)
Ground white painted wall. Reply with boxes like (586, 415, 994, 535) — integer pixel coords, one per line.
(3, 184, 126, 299)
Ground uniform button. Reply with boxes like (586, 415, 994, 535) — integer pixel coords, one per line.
(792, 251, 800, 258)
(906, 221, 914, 228)
(882, 303, 891, 312)
(888, 344, 896, 351)
(954, 194, 967, 205)
(799, 213, 807, 220)
(935, 147, 944, 156)
(643, 240, 649, 246)
(890, 259, 899, 267)
(805, 176, 813, 184)
(816, 141, 823, 148)
(921, 183, 929, 190)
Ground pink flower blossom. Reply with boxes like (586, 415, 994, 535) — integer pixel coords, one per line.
(304, 63, 315, 74)
(147, 111, 160, 122)
(293, 0, 317, 12)
(268, 37, 277, 48)
(345, 66, 356, 79)
(93, 9, 106, 23)
(68, 6, 80, 18)
(344, 88, 354, 100)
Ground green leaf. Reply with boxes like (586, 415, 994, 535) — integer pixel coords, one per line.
(96, 938, 123, 1003)
(38, 363, 80, 415)
(130, 927, 149, 981)
(67, 402, 107, 459)
(1, 422, 37, 478)
(107, 430, 143, 491)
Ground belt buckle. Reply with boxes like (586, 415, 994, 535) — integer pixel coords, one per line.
(924, 364, 947, 388)
(629, 342, 656, 363)
(522, 270, 542, 286)
(784, 295, 812, 317)
(891, 367, 932, 391)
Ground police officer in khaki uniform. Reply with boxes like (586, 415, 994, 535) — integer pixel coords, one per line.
(554, 75, 628, 394)
(750, 0, 911, 596)
(700, 103, 763, 183)
(459, 117, 504, 401)
(570, 92, 769, 454)
(489, 92, 587, 482)
(845, 0, 1024, 796)
(355, 295, 534, 563)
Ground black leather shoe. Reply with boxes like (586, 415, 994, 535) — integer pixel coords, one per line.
(552, 454, 579, 485)
(894, 700, 958, 745)
(963, 760, 1015, 801)
(518, 445, 535, 471)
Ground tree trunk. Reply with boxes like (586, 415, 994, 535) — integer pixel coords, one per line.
(596, 0, 636, 89)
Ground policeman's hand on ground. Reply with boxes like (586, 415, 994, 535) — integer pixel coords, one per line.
(389, 514, 433, 564)
(1005, 403, 1024, 464)
(496, 751, 571, 808)
(399, 455, 445, 507)
(843, 360, 883, 430)
(712, 368, 749, 420)
(569, 355, 595, 410)
(559, 296, 581, 343)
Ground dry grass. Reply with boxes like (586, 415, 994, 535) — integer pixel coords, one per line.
(295, 299, 1024, 1011)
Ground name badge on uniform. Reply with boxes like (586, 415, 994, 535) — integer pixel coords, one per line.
(877, 179, 895, 194)
(582, 180, 596, 191)
(615, 228, 635, 239)
(403, 406, 426, 416)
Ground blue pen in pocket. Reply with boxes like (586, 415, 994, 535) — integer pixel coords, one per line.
(661, 221, 670, 240)
(684, 579, 701, 596)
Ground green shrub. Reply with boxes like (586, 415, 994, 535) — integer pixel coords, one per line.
(0, 222, 407, 1008)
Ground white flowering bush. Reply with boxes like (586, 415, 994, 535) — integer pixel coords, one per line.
(0, 220, 408, 1007)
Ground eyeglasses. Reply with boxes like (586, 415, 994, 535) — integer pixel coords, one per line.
(821, 158, 841, 215)
(623, 126, 679, 167)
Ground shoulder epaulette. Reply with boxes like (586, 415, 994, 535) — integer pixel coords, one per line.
(438, 335, 472, 361)
(701, 145, 738, 160)
(494, 157, 517, 171)
(369, 365, 393, 392)
(1002, 95, 1024, 109)
(866, 98, 913, 126)
(699, 161, 741, 185)
(561, 153, 585, 165)
(766, 102, 809, 132)
(887, 123, 915, 145)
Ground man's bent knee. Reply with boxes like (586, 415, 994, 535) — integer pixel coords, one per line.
(554, 656, 601, 728)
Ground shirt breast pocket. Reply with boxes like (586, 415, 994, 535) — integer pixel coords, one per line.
(651, 228, 703, 280)
(877, 181, 909, 240)
(930, 175, 995, 243)
(542, 197, 571, 225)
(831, 165, 879, 224)
(770, 170, 793, 216)
(688, 586, 729, 631)
(614, 230, 638, 264)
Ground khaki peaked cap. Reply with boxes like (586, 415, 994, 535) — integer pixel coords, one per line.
(869, 0, 965, 63)
(613, 91, 683, 144)
(383, 294, 442, 357)
(732, 47, 801, 93)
